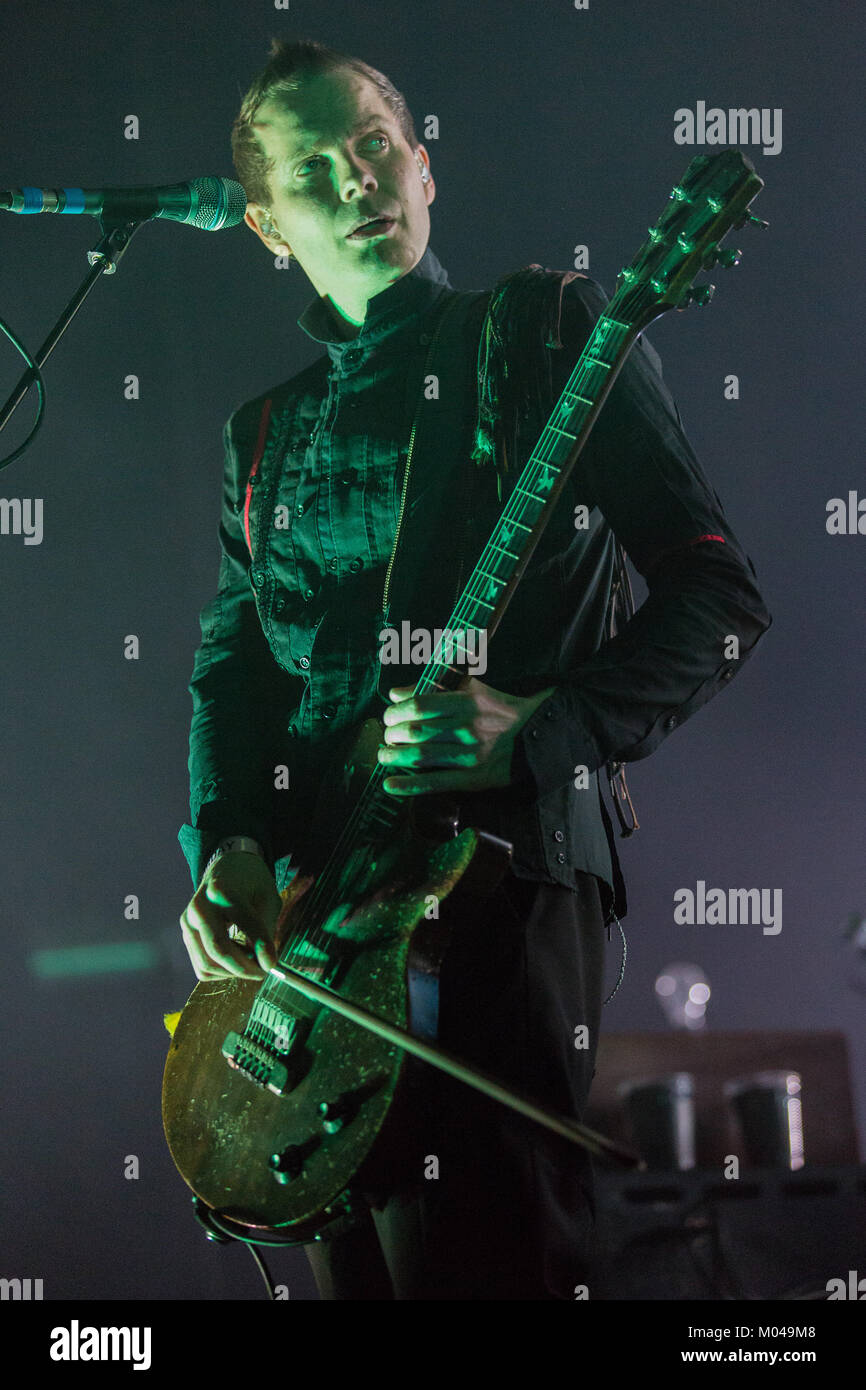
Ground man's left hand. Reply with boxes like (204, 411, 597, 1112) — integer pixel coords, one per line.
(378, 678, 556, 795)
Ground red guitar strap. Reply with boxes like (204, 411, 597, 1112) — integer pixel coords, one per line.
(243, 396, 273, 558)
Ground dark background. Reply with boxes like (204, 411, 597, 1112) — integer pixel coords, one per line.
(0, 0, 862, 1300)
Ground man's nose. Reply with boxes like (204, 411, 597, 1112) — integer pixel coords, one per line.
(339, 157, 378, 198)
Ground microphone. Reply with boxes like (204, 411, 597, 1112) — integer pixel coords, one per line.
(0, 176, 248, 230)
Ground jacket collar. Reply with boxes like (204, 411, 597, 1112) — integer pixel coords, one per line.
(297, 246, 453, 363)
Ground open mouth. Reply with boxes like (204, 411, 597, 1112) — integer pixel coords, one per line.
(347, 216, 396, 239)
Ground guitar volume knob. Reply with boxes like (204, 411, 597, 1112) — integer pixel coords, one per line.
(318, 1100, 349, 1134)
(268, 1145, 305, 1184)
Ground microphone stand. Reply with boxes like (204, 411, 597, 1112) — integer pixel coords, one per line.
(0, 216, 145, 435)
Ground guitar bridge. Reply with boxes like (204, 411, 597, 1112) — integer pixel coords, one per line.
(221, 1031, 289, 1094)
(221, 1029, 303, 1095)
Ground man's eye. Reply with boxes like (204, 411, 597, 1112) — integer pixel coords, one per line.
(297, 135, 389, 175)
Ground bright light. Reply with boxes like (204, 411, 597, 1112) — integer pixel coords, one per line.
(28, 942, 159, 979)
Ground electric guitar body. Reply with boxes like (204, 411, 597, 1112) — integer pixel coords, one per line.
(163, 717, 508, 1240)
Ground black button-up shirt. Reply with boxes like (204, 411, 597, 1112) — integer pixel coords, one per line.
(178, 246, 771, 922)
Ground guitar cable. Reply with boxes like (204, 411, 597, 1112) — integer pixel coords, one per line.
(192, 1203, 281, 1299)
(192, 1196, 362, 1297)
(602, 912, 627, 1005)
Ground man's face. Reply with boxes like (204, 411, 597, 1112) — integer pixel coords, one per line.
(244, 67, 435, 327)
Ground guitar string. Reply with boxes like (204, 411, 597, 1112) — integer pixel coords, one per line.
(255, 314, 632, 1033)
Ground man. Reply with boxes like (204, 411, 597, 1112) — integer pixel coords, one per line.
(177, 38, 771, 1299)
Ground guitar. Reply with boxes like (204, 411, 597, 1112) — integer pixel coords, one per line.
(163, 149, 766, 1241)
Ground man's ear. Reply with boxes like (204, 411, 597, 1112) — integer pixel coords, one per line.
(415, 146, 435, 206)
(244, 204, 292, 256)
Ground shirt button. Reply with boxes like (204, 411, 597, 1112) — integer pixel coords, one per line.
(298, 656, 310, 670)
(556, 852, 566, 865)
(295, 503, 305, 517)
(328, 558, 339, 572)
(274, 597, 285, 612)
(553, 830, 565, 843)
(303, 588, 315, 602)
(545, 707, 556, 720)
(529, 728, 539, 739)
(665, 714, 678, 730)
(250, 567, 265, 587)
(349, 557, 363, 572)
(247, 473, 260, 487)
(722, 667, 735, 681)
(322, 704, 336, 719)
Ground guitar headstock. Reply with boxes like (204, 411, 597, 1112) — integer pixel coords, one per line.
(614, 150, 767, 330)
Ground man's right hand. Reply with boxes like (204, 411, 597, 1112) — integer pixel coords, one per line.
(180, 852, 282, 981)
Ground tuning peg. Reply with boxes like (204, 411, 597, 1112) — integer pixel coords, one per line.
(685, 284, 715, 307)
(701, 245, 742, 270)
(734, 210, 769, 230)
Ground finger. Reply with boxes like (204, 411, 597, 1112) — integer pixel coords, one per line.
(180, 918, 232, 981)
(193, 885, 273, 975)
(379, 740, 477, 769)
(227, 904, 279, 974)
(231, 921, 278, 972)
(382, 691, 468, 726)
(185, 898, 266, 978)
(382, 767, 474, 795)
(253, 937, 278, 972)
(381, 718, 464, 745)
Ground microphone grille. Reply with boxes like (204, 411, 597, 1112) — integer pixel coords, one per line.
(190, 176, 248, 230)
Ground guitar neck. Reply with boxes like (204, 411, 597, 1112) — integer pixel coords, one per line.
(414, 294, 643, 696)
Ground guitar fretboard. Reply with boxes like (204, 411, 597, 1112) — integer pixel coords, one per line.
(348, 307, 635, 840)
(418, 309, 633, 693)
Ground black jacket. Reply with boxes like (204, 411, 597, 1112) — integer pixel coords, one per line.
(178, 247, 771, 922)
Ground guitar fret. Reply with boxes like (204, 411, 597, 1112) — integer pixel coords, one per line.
(463, 577, 495, 607)
(460, 575, 498, 612)
(490, 542, 519, 559)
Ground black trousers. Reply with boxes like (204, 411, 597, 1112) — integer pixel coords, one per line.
(305, 870, 607, 1300)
